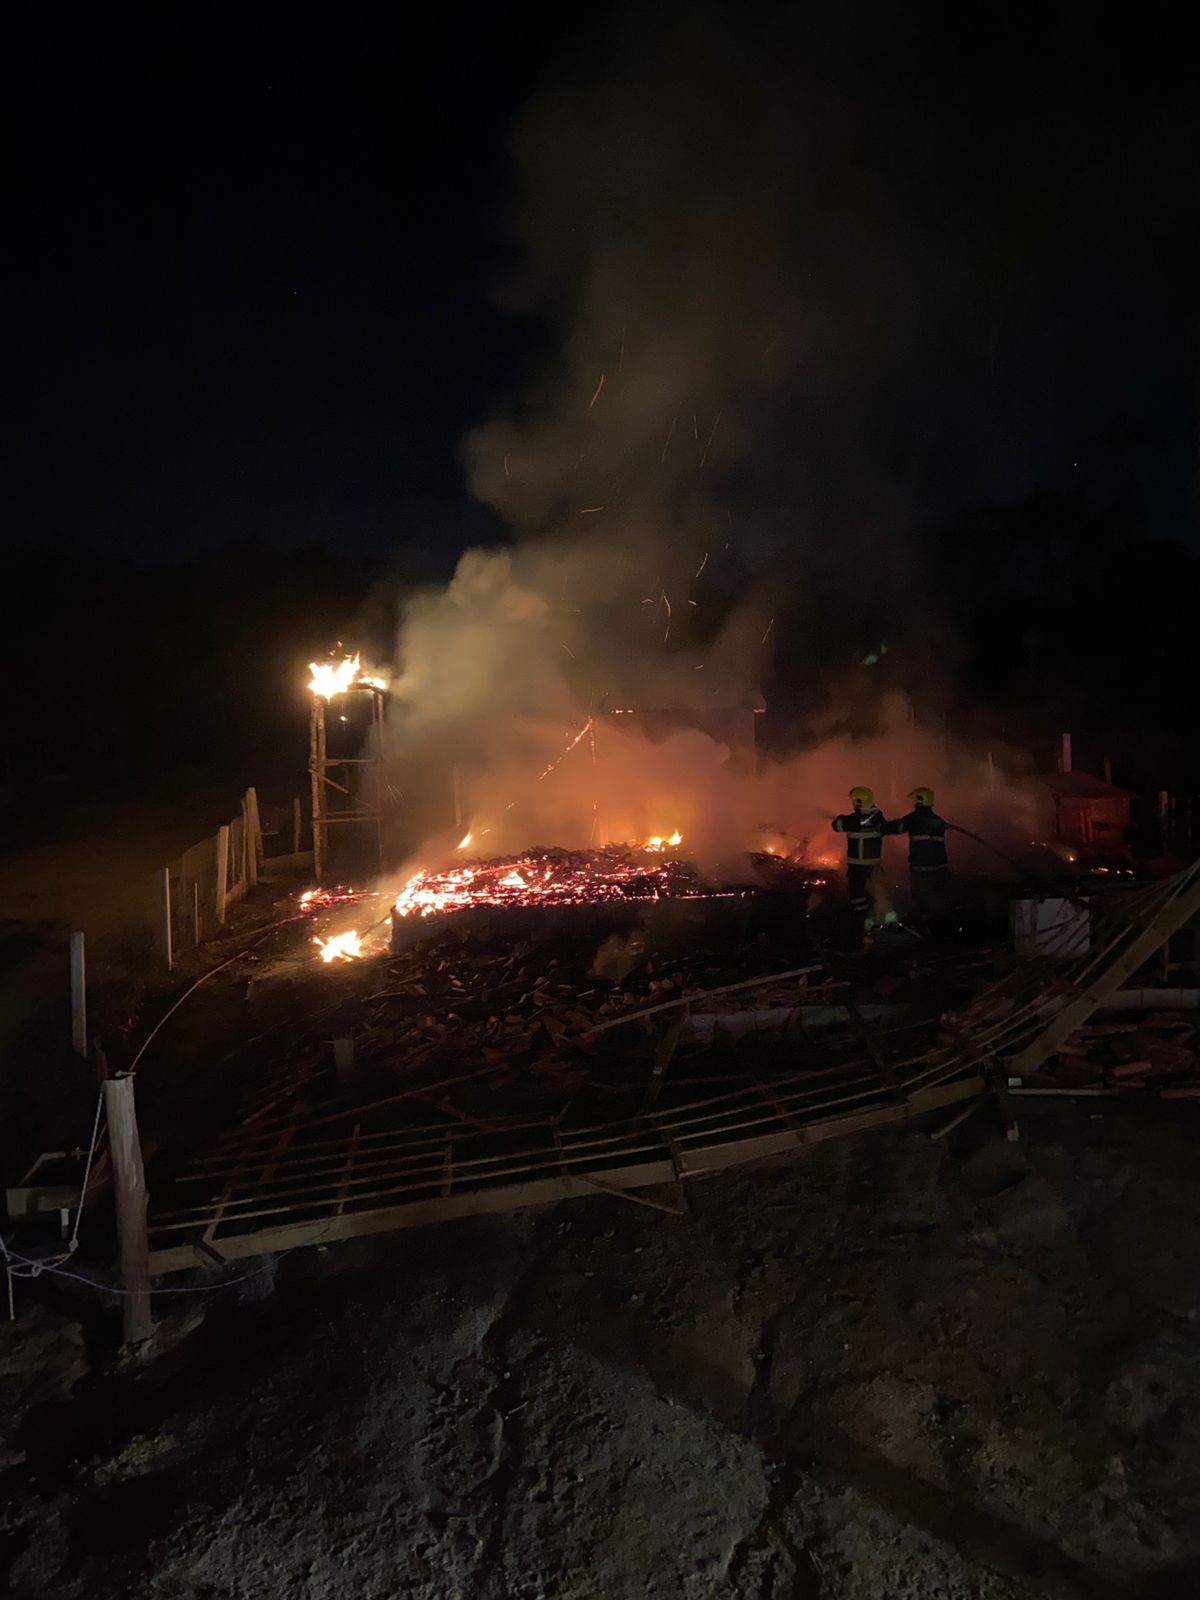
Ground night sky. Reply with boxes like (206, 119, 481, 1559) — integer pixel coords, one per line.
(6, 5, 1197, 568)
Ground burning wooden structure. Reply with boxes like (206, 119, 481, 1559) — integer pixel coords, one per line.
(307, 655, 388, 881)
(1046, 769, 1134, 854)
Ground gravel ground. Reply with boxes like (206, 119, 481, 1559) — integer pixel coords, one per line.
(4, 1107, 1200, 1599)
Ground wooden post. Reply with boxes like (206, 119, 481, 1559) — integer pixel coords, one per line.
(1103, 757, 1113, 786)
(245, 787, 261, 883)
(102, 1074, 153, 1344)
(1059, 733, 1072, 774)
(69, 931, 87, 1057)
(292, 796, 302, 854)
(986, 751, 996, 795)
(239, 798, 250, 890)
(309, 699, 325, 882)
(333, 1037, 355, 1084)
(452, 766, 463, 829)
(1158, 790, 1171, 855)
(193, 881, 201, 945)
(157, 867, 173, 971)
(215, 824, 230, 925)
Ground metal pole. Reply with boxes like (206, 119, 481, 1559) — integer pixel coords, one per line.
(70, 931, 87, 1057)
(158, 867, 173, 971)
(103, 1074, 153, 1344)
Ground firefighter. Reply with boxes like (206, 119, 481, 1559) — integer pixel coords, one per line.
(888, 786, 952, 912)
(831, 785, 887, 919)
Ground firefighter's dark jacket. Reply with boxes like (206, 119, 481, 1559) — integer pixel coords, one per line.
(831, 807, 886, 865)
(886, 806, 949, 871)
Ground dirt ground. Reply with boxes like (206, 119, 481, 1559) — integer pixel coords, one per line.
(4, 1105, 1200, 1600)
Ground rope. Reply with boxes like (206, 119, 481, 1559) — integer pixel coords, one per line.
(0, 1233, 286, 1297)
(68, 1088, 106, 1250)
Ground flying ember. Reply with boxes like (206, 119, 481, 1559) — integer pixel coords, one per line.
(314, 930, 364, 962)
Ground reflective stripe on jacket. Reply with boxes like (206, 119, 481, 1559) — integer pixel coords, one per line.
(889, 807, 948, 871)
(832, 807, 886, 865)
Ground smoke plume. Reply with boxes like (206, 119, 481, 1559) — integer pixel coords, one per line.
(380, 6, 1044, 873)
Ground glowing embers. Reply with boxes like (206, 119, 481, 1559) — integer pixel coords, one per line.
(393, 847, 704, 921)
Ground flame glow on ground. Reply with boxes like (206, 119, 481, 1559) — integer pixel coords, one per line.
(394, 847, 710, 921)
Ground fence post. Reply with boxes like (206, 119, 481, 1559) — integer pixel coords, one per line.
(102, 1074, 153, 1344)
(292, 797, 302, 854)
(245, 787, 261, 884)
(70, 931, 87, 1057)
(215, 825, 229, 925)
(157, 867, 173, 971)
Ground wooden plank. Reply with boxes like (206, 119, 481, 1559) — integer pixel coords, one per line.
(1007, 862, 1200, 1079)
(147, 1076, 983, 1275)
(245, 787, 261, 885)
(214, 825, 229, 925)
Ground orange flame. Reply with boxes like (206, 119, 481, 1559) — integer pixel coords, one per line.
(314, 930, 364, 962)
(307, 654, 388, 699)
(642, 831, 683, 852)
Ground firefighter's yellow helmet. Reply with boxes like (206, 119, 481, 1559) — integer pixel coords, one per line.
(909, 786, 935, 807)
(849, 785, 874, 808)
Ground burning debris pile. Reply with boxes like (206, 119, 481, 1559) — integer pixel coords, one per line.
(208, 893, 855, 1150)
(1014, 1006, 1200, 1100)
(391, 843, 715, 925)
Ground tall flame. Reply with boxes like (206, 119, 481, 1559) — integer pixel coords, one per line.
(308, 655, 363, 699)
(643, 831, 683, 852)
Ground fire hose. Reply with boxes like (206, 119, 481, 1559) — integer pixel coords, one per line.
(944, 822, 1090, 905)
